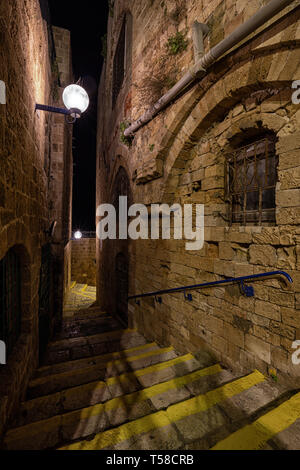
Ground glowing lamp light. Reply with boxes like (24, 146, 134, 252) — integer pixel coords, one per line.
(63, 85, 89, 118)
(35, 84, 89, 124)
(74, 231, 83, 240)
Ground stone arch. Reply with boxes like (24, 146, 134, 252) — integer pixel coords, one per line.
(0, 222, 34, 348)
(110, 151, 132, 199)
(0, 241, 34, 411)
(115, 251, 129, 326)
(0, 244, 32, 350)
(142, 40, 299, 198)
(161, 74, 296, 202)
(0, 221, 33, 263)
(110, 163, 133, 207)
(0, 218, 44, 424)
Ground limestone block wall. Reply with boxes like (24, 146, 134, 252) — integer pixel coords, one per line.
(0, 0, 72, 436)
(64, 241, 72, 295)
(97, 0, 300, 382)
(50, 27, 73, 326)
(71, 239, 97, 287)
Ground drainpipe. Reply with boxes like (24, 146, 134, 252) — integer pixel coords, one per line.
(124, 0, 295, 137)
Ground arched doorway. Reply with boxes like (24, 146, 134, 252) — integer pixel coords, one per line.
(115, 252, 129, 326)
(110, 166, 132, 325)
(0, 248, 21, 357)
(38, 244, 53, 362)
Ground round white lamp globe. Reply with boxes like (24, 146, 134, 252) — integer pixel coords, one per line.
(63, 85, 89, 114)
(74, 231, 83, 240)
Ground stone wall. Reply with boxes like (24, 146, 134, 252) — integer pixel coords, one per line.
(64, 240, 72, 295)
(0, 0, 72, 437)
(97, 0, 300, 382)
(71, 239, 97, 286)
(50, 26, 73, 327)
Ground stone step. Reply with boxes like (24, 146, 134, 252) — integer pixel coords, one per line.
(46, 328, 141, 352)
(14, 353, 216, 427)
(27, 346, 179, 399)
(34, 342, 161, 379)
(60, 314, 112, 328)
(43, 329, 147, 365)
(4, 364, 233, 450)
(52, 316, 121, 342)
(212, 390, 300, 450)
(56, 370, 266, 451)
(72, 308, 107, 320)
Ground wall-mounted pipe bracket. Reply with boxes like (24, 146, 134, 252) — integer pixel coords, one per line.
(192, 21, 210, 63)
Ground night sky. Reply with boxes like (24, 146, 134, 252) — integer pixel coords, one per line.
(48, 1, 109, 232)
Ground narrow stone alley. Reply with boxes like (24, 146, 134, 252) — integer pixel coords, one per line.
(1, 0, 300, 454)
(2, 291, 300, 450)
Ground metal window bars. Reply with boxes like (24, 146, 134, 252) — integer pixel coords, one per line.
(225, 136, 278, 225)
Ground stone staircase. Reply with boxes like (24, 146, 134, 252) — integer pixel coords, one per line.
(3, 310, 300, 450)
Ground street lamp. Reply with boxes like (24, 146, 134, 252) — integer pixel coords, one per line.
(36, 84, 89, 123)
(74, 231, 83, 240)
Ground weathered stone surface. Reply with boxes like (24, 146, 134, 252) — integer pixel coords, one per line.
(245, 334, 271, 364)
(249, 245, 277, 266)
(0, 0, 72, 435)
(173, 405, 229, 443)
(95, 0, 300, 380)
(71, 239, 97, 286)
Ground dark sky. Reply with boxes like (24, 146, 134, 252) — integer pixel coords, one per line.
(48, 0, 109, 232)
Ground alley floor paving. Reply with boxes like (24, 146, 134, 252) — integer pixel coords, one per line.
(63, 283, 97, 317)
(2, 295, 300, 450)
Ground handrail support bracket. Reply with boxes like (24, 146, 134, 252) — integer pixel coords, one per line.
(240, 281, 255, 298)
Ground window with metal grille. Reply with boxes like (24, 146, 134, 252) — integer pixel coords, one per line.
(0, 249, 21, 357)
(225, 136, 278, 225)
(112, 17, 126, 108)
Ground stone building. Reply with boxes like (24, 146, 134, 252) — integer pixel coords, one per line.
(97, 0, 300, 381)
(71, 237, 97, 287)
(0, 0, 73, 434)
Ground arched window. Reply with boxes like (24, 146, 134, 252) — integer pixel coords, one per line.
(0, 248, 21, 357)
(225, 134, 278, 225)
(112, 12, 133, 108)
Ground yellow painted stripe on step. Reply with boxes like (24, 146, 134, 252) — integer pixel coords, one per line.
(62, 364, 223, 423)
(70, 282, 76, 289)
(212, 391, 300, 450)
(34, 354, 199, 406)
(72, 291, 96, 300)
(23, 353, 202, 420)
(105, 353, 199, 385)
(37, 341, 158, 375)
(166, 370, 264, 423)
(30, 347, 174, 387)
(62, 411, 171, 451)
(32, 343, 158, 380)
(7, 363, 221, 443)
(59, 370, 264, 450)
(81, 285, 88, 292)
(107, 346, 174, 367)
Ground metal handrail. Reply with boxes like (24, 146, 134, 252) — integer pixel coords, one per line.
(128, 271, 293, 305)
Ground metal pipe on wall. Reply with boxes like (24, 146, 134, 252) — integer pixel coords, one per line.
(124, 0, 295, 137)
